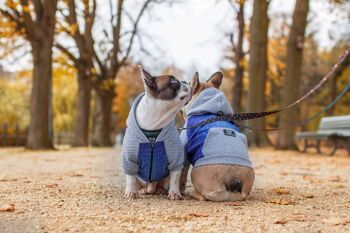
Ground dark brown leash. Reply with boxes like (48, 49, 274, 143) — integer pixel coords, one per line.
(179, 47, 350, 131)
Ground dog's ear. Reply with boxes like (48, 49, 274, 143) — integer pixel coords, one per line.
(139, 65, 156, 91)
(191, 72, 200, 95)
(207, 71, 223, 89)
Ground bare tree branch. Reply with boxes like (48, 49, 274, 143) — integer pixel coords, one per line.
(119, 0, 153, 68)
(55, 43, 79, 65)
(32, 0, 44, 22)
(20, 0, 40, 39)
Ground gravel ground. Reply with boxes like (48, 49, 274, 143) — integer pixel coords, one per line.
(0, 147, 349, 233)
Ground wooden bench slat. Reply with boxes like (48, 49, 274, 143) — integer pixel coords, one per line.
(296, 115, 350, 155)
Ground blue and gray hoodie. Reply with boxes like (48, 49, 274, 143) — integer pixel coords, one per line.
(180, 88, 253, 168)
(122, 93, 184, 183)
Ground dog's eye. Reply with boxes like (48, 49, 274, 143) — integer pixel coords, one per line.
(170, 77, 180, 88)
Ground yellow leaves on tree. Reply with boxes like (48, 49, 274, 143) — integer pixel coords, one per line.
(113, 65, 144, 131)
(52, 64, 77, 132)
(114, 81, 130, 130)
(0, 71, 30, 128)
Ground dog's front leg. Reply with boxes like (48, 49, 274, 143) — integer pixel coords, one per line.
(168, 170, 182, 200)
(124, 175, 139, 199)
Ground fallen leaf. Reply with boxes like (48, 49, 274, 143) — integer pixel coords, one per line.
(345, 203, 350, 208)
(46, 183, 58, 188)
(274, 219, 288, 225)
(329, 176, 342, 182)
(302, 194, 314, 199)
(266, 198, 295, 205)
(322, 217, 346, 225)
(270, 160, 282, 164)
(279, 172, 289, 176)
(334, 184, 345, 189)
(188, 212, 209, 217)
(280, 198, 296, 205)
(291, 215, 316, 222)
(226, 201, 243, 206)
(0, 204, 15, 212)
(0, 177, 18, 182)
(67, 172, 83, 177)
(273, 187, 290, 195)
(303, 176, 323, 184)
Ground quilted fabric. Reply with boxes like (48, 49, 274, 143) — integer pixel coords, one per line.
(180, 88, 253, 169)
(122, 93, 184, 183)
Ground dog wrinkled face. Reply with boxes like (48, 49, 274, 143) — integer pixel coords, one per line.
(139, 66, 192, 105)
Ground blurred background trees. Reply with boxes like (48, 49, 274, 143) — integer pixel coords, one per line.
(0, 0, 349, 149)
(277, 0, 310, 149)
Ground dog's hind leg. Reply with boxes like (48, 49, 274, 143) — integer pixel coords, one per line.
(191, 189, 207, 201)
(179, 166, 190, 195)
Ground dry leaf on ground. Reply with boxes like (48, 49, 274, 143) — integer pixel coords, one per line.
(273, 187, 290, 195)
(328, 176, 342, 182)
(274, 219, 288, 225)
(0, 203, 15, 212)
(188, 212, 209, 217)
(345, 203, 350, 208)
(266, 198, 296, 205)
(67, 172, 83, 177)
(322, 217, 348, 226)
(225, 202, 243, 206)
(302, 194, 315, 199)
(0, 177, 18, 182)
(333, 184, 345, 189)
(46, 183, 59, 188)
(303, 175, 323, 184)
(291, 215, 316, 222)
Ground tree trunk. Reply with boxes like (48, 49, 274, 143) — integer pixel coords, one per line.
(73, 68, 91, 146)
(232, 1, 245, 113)
(246, 0, 269, 147)
(92, 90, 114, 147)
(26, 40, 54, 149)
(276, 0, 309, 150)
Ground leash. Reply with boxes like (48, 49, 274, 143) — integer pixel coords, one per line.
(179, 47, 350, 131)
(241, 80, 350, 132)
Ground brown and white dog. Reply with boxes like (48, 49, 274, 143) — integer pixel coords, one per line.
(180, 72, 255, 202)
(122, 66, 191, 200)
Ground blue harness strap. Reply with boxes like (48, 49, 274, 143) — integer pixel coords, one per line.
(186, 114, 240, 166)
(138, 141, 169, 182)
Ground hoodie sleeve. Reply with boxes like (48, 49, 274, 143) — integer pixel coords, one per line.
(122, 129, 139, 175)
(164, 125, 184, 172)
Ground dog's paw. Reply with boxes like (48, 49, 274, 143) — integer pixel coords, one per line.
(123, 192, 139, 199)
(139, 187, 148, 195)
(168, 190, 182, 200)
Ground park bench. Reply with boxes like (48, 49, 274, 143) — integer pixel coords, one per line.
(296, 115, 350, 156)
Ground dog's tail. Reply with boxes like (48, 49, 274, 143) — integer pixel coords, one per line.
(225, 179, 243, 193)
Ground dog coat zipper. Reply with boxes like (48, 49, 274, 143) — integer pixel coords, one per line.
(148, 137, 156, 182)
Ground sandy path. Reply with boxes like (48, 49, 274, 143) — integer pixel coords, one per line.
(0, 147, 349, 233)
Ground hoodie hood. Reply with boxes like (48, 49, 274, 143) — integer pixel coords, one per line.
(126, 93, 175, 142)
(186, 88, 234, 117)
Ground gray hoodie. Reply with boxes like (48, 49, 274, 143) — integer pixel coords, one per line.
(122, 93, 184, 183)
(180, 88, 252, 168)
